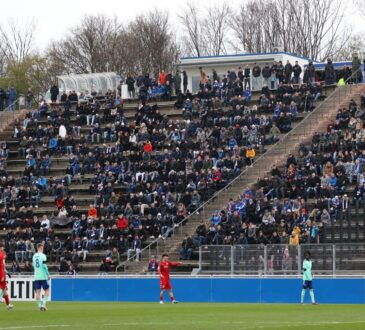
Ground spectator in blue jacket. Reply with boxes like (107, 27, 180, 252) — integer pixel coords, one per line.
(40, 155, 52, 175)
(228, 138, 238, 150)
(244, 87, 252, 102)
(26, 154, 36, 169)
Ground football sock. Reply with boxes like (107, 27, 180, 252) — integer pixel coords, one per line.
(43, 296, 48, 307)
(301, 289, 306, 303)
(309, 290, 315, 303)
(3, 294, 9, 305)
(170, 295, 175, 302)
(37, 300, 42, 308)
(0, 290, 3, 300)
(159, 293, 163, 302)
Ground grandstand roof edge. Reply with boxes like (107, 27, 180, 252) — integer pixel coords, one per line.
(180, 52, 319, 63)
(57, 72, 117, 80)
(305, 61, 353, 68)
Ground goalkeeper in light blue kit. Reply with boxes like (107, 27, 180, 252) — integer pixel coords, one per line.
(32, 243, 50, 311)
(301, 251, 318, 305)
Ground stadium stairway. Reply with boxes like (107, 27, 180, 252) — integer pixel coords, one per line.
(124, 84, 365, 274)
(0, 110, 29, 139)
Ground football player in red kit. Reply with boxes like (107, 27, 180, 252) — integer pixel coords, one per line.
(158, 254, 181, 304)
(0, 242, 13, 310)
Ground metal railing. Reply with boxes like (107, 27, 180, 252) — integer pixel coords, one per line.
(198, 243, 365, 276)
(3, 97, 22, 112)
(327, 198, 365, 244)
(116, 68, 364, 272)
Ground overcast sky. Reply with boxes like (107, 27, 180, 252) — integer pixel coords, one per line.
(0, 0, 362, 52)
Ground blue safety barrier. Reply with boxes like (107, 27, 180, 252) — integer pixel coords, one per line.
(51, 277, 365, 304)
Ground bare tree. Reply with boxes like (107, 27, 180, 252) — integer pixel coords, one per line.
(353, 0, 365, 20)
(0, 18, 37, 73)
(128, 9, 179, 75)
(203, 3, 232, 56)
(332, 34, 365, 61)
(287, 0, 349, 60)
(230, 0, 349, 61)
(46, 11, 178, 77)
(179, 2, 232, 57)
(178, 2, 206, 57)
(47, 14, 122, 74)
(229, 1, 266, 53)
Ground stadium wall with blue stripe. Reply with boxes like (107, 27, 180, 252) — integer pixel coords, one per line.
(51, 277, 365, 303)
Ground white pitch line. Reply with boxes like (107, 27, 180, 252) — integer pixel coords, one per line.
(104, 320, 365, 328)
(0, 326, 70, 330)
(249, 321, 365, 330)
(105, 323, 175, 326)
(5, 320, 362, 329)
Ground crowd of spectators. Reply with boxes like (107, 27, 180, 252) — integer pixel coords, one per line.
(186, 96, 365, 269)
(0, 67, 295, 271)
(0, 59, 361, 274)
(128, 70, 185, 102)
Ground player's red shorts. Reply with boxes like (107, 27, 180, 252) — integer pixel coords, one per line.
(160, 279, 172, 290)
(0, 280, 7, 290)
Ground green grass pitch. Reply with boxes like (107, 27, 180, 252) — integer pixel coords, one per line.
(0, 302, 365, 330)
